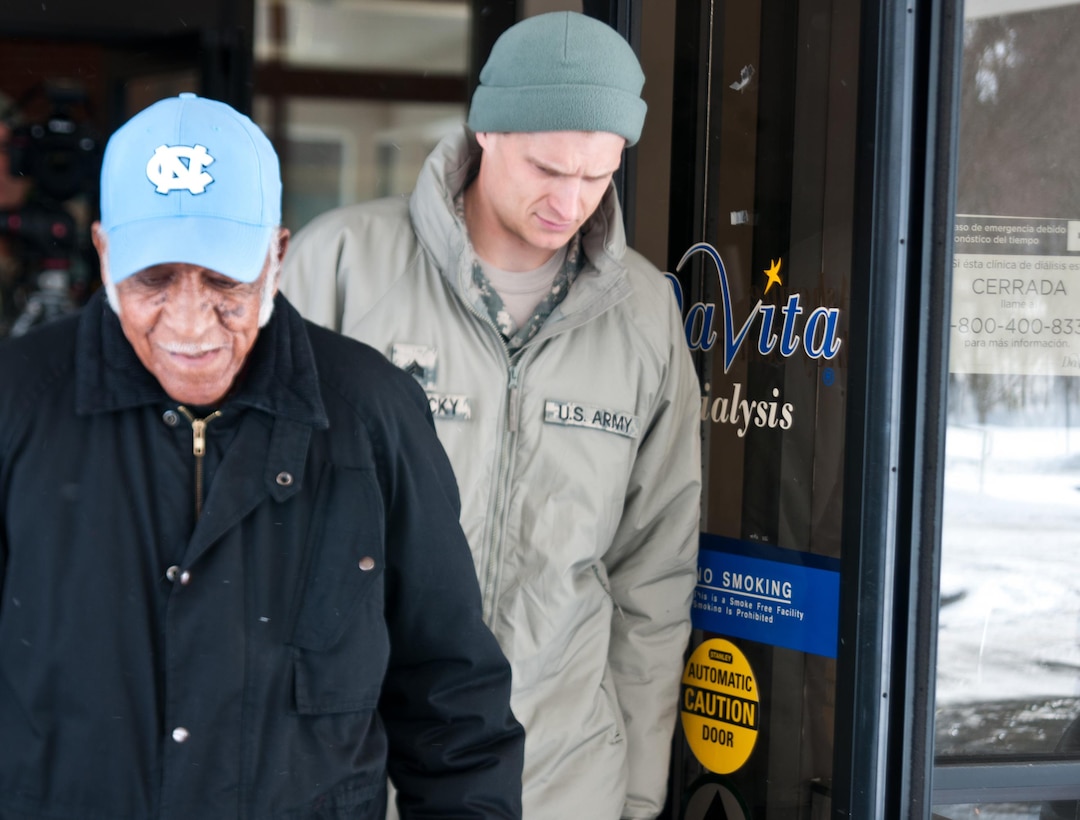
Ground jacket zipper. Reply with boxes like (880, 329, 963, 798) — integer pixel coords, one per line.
(477, 363, 522, 621)
(458, 270, 525, 622)
(177, 406, 222, 520)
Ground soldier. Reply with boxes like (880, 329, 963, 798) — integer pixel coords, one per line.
(284, 13, 702, 819)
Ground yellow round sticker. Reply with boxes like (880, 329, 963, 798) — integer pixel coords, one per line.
(680, 638, 759, 774)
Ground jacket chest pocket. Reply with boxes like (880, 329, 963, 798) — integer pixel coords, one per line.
(290, 465, 388, 715)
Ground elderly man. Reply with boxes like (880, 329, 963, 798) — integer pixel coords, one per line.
(283, 12, 701, 820)
(0, 93, 524, 820)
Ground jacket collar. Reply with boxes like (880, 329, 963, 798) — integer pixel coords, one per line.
(408, 129, 633, 327)
(75, 290, 329, 430)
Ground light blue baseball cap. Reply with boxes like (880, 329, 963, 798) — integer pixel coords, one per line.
(99, 93, 281, 284)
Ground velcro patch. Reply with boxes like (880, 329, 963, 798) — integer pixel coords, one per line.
(392, 343, 437, 390)
(543, 400, 639, 439)
(428, 393, 472, 421)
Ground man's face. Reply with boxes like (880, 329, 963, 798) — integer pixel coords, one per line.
(93, 227, 288, 407)
(0, 122, 32, 211)
(472, 130, 625, 269)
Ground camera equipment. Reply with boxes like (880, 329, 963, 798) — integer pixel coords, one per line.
(8, 82, 101, 204)
(0, 81, 100, 338)
(0, 207, 78, 335)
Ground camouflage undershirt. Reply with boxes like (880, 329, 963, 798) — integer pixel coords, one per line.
(455, 193, 586, 351)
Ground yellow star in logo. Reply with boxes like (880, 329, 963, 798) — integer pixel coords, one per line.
(763, 258, 783, 294)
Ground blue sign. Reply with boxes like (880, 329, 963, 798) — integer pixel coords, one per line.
(692, 534, 840, 658)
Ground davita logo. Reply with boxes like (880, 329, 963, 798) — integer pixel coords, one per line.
(665, 243, 843, 435)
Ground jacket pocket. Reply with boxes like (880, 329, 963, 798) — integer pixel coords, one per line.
(279, 773, 386, 819)
(290, 465, 388, 715)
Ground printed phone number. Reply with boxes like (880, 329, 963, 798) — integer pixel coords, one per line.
(952, 317, 1080, 335)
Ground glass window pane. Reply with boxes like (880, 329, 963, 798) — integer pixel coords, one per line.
(253, 97, 465, 232)
(936, 0, 1080, 765)
(255, 0, 468, 74)
(252, 0, 470, 233)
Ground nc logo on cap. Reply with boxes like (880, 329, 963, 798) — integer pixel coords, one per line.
(146, 144, 215, 194)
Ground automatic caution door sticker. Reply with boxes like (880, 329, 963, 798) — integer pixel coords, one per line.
(681, 638, 759, 774)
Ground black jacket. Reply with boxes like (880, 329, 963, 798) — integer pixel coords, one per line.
(0, 292, 524, 820)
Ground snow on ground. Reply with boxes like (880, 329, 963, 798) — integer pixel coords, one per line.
(933, 424, 1080, 816)
(936, 424, 1080, 752)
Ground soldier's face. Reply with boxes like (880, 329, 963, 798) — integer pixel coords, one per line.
(473, 130, 625, 267)
(93, 227, 287, 407)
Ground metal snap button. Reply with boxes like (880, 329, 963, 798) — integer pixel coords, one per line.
(166, 565, 181, 582)
(179, 570, 192, 586)
(172, 727, 190, 743)
(358, 556, 376, 571)
(162, 410, 180, 427)
(275, 471, 293, 487)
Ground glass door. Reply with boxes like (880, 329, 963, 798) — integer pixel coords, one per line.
(932, 1, 1080, 816)
(665, 0, 859, 815)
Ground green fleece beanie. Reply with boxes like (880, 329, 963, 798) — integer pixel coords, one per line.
(467, 12, 647, 146)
